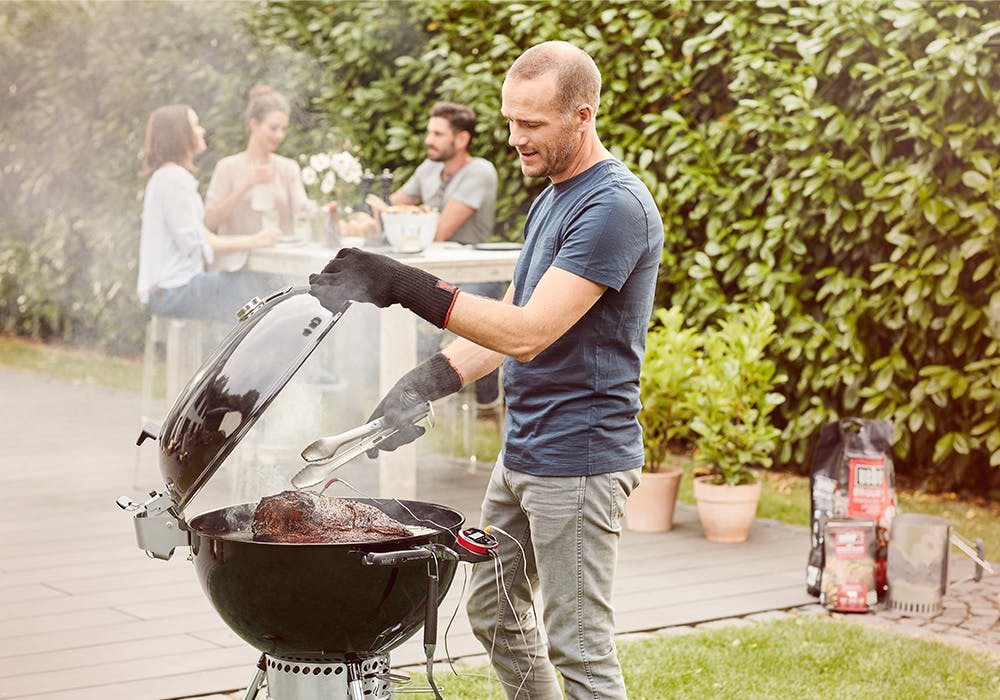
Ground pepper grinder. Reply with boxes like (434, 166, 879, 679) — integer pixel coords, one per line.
(381, 169, 394, 203)
(361, 169, 375, 215)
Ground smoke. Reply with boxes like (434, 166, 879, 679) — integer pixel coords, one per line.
(0, 1, 316, 353)
(4, 2, 474, 510)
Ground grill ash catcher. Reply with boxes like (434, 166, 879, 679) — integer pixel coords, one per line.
(118, 288, 499, 700)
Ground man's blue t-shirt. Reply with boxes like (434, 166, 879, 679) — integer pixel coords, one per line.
(501, 159, 664, 476)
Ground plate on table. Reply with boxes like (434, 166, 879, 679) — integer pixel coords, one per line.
(473, 242, 523, 251)
(276, 237, 305, 246)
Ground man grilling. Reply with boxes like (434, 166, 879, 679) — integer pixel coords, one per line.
(310, 41, 663, 699)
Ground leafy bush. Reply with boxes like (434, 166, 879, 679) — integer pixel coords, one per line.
(647, 0, 1000, 491)
(639, 306, 702, 469)
(688, 303, 787, 486)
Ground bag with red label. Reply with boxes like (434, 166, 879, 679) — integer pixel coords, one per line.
(805, 418, 897, 598)
(820, 518, 878, 611)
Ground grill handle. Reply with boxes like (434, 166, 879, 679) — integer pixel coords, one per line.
(361, 547, 436, 567)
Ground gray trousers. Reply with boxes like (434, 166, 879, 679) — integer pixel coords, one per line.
(466, 457, 640, 699)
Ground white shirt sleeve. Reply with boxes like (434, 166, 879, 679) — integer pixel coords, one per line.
(136, 166, 210, 304)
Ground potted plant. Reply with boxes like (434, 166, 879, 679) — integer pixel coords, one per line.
(625, 307, 701, 533)
(687, 302, 786, 543)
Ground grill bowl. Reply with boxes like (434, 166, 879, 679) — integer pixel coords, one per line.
(188, 498, 463, 661)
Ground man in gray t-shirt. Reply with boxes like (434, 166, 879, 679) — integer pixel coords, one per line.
(391, 101, 503, 407)
(390, 101, 498, 246)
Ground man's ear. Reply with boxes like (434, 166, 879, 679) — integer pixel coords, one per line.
(457, 129, 472, 151)
(576, 103, 595, 130)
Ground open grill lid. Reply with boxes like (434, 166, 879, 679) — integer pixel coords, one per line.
(154, 287, 349, 511)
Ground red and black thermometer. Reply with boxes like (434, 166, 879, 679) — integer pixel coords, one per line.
(455, 527, 499, 562)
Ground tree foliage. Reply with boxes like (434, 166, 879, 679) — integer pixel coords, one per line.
(0, 0, 306, 352)
(1, 0, 997, 492)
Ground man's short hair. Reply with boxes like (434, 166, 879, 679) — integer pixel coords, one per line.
(506, 41, 602, 116)
(430, 101, 477, 141)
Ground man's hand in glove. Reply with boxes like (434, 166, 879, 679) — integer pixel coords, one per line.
(309, 248, 459, 329)
(367, 352, 464, 456)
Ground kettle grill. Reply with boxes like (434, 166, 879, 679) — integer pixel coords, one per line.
(118, 288, 494, 699)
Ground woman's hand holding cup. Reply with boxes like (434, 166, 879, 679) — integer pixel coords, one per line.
(253, 223, 283, 248)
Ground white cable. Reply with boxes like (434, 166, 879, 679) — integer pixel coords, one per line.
(447, 551, 532, 696)
(443, 564, 470, 672)
(318, 476, 454, 532)
(318, 476, 366, 497)
(484, 525, 541, 698)
(316, 484, 544, 695)
(390, 497, 457, 532)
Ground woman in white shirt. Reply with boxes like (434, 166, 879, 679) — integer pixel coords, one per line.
(204, 86, 307, 271)
(136, 104, 281, 321)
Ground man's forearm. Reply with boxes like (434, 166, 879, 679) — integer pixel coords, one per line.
(389, 189, 420, 207)
(441, 335, 505, 386)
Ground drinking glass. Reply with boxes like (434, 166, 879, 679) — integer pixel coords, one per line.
(261, 209, 280, 233)
(294, 211, 312, 242)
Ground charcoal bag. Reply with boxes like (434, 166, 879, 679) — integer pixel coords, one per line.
(805, 418, 896, 597)
(820, 518, 878, 612)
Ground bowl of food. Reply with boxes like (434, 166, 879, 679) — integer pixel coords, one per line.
(381, 206, 439, 253)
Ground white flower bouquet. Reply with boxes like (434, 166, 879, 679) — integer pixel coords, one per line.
(300, 149, 364, 207)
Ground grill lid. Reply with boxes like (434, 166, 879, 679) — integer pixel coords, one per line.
(154, 287, 349, 511)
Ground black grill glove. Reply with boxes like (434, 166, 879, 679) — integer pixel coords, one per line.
(309, 248, 459, 328)
(366, 352, 464, 456)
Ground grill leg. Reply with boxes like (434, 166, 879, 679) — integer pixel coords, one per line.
(242, 655, 267, 700)
(347, 661, 365, 700)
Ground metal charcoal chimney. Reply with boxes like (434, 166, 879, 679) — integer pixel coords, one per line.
(887, 513, 950, 616)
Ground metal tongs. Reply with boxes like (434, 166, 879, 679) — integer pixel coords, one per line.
(291, 402, 433, 489)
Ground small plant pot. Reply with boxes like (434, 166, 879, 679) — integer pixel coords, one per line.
(625, 466, 683, 533)
(692, 475, 762, 543)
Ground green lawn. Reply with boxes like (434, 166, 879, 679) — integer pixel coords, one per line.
(395, 615, 998, 699)
(0, 333, 144, 393)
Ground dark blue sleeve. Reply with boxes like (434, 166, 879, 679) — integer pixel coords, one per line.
(551, 186, 651, 292)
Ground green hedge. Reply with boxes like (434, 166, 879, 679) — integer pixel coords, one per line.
(2, 0, 998, 492)
(243, 0, 1000, 490)
(652, 0, 1000, 492)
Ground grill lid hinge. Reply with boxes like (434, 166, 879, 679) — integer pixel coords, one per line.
(117, 490, 189, 561)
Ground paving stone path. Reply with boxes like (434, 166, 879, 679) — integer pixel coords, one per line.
(837, 568, 1000, 660)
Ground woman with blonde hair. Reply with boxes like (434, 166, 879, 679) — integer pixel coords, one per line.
(136, 104, 281, 321)
(204, 85, 308, 271)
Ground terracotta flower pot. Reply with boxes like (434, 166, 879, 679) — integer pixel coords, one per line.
(692, 475, 762, 543)
(625, 466, 683, 533)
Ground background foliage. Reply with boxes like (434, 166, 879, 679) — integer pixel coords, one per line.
(2, 0, 998, 492)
